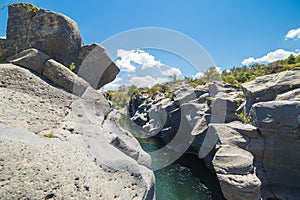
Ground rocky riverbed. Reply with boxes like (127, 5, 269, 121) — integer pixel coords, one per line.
(129, 71, 300, 200)
(1, 3, 300, 200)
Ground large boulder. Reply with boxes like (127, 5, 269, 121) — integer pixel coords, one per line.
(250, 100, 300, 135)
(250, 100, 300, 199)
(77, 43, 120, 89)
(242, 68, 300, 113)
(3, 3, 82, 66)
(0, 63, 155, 199)
(212, 146, 261, 200)
(7, 48, 50, 74)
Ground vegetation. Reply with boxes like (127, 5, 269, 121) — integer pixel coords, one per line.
(236, 112, 250, 124)
(69, 62, 76, 72)
(221, 54, 300, 86)
(1, 2, 39, 13)
(44, 130, 54, 138)
(108, 54, 300, 108)
(108, 85, 140, 109)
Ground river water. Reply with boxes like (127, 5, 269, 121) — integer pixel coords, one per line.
(119, 114, 224, 200)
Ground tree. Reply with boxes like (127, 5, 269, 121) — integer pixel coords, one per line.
(287, 54, 296, 64)
(203, 66, 222, 82)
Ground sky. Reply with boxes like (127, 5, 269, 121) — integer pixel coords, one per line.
(1, 0, 300, 89)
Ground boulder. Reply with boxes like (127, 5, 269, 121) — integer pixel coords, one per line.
(250, 100, 300, 136)
(276, 88, 300, 101)
(173, 83, 204, 104)
(77, 43, 120, 89)
(4, 3, 82, 66)
(242, 69, 300, 113)
(208, 81, 240, 98)
(213, 146, 261, 200)
(210, 94, 240, 123)
(249, 100, 300, 198)
(43, 59, 90, 96)
(7, 48, 50, 74)
(0, 63, 155, 199)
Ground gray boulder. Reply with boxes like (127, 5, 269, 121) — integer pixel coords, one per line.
(213, 146, 261, 200)
(276, 88, 300, 101)
(250, 100, 300, 135)
(43, 59, 90, 96)
(210, 94, 240, 123)
(242, 69, 300, 113)
(0, 63, 155, 199)
(208, 81, 240, 98)
(250, 100, 300, 199)
(77, 43, 120, 89)
(7, 48, 50, 74)
(3, 3, 82, 66)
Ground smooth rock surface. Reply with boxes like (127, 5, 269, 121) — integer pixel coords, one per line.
(213, 146, 261, 200)
(4, 3, 82, 66)
(43, 59, 90, 96)
(7, 48, 50, 74)
(0, 63, 155, 199)
(77, 43, 120, 89)
(242, 69, 300, 113)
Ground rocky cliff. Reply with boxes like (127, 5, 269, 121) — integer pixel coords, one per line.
(0, 3, 154, 200)
(130, 69, 300, 199)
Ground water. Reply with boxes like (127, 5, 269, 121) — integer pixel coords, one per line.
(119, 114, 224, 200)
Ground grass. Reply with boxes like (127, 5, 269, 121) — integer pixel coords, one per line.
(236, 112, 250, 124)
(1, 2, 39, 14)
(44, 130, 54, 138)
(69, 62, 76, 72)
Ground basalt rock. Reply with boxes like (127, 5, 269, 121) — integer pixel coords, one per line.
(3, 3, 82, 66)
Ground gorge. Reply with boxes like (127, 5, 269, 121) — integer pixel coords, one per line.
(0, 3, 300, 200)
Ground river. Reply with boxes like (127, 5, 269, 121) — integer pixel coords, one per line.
(119, 114, 225, 200)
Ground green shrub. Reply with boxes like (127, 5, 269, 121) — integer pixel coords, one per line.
(69, 62, 76, 71)
(236, 113, 250, 124)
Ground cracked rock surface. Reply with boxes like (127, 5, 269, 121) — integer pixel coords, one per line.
(0, 64, 155, 200)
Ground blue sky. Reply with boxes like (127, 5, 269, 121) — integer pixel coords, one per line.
(1, 0, 300, 89)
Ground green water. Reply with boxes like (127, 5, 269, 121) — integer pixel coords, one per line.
(119, 115, 224, 200)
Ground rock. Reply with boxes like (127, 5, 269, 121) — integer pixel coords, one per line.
(242, 69, 300, 113)
(250, 100, 300, 136)
(0, 63, 155, 199)
(7, 48, 50, 74)
(216, 172, 261, 200)
(4, 3, 82, 66)
(142, 103, 168, 136)
(43, 59, 90, 96)
(77, 43, 120, 89)
(208, 123, 249, 148)
(208, 81, 240, 98)
(249, 100, 300, 198)
(210, 94, 240, 123)
(276, 88, 300, 101)
(213, 146, 255, 175)
(213, 146, 261, 200)
(173, 83, 204, 104)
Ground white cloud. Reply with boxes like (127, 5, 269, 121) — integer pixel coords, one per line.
(130, 75, 169, 88)
(116, 49, 163, 72)
(215, 66, 222, 73)
(104, 77, 122, 90)
(242, 49, 299, 65)
(193, 72, 204, 79)
(285, 28, 300, 40)
(161, 67, 182, 76)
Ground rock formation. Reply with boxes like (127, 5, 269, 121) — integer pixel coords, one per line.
(1, 3, 119, 90)
(130, 68, 300, 199)
(0, 3, 154, 200)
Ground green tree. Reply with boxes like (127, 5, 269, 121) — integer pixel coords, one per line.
(203, 66, 222, 82)
(287, 54, 296, 64)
